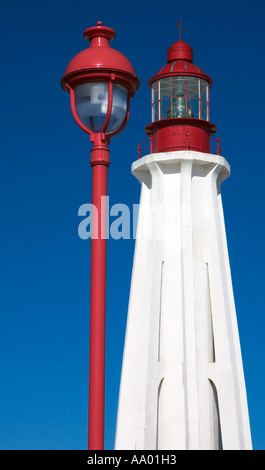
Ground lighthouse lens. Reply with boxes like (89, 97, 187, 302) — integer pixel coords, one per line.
(171, 77, 192, 118)
(151, 77, 209, 122)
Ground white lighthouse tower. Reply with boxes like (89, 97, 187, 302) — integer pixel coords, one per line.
(115, 28, 252, 450)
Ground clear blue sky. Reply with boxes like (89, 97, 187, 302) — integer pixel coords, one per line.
(0, 0, 264, 450)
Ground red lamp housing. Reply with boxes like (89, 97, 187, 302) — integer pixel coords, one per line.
(145, 37, 217, 154)
(61, 21, 140, 145)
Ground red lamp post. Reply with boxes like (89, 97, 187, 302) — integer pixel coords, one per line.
(61, 21, 139, 450)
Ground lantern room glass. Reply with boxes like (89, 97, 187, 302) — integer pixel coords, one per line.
(75, 82, 128, 134)
(151, 77, 209, 122)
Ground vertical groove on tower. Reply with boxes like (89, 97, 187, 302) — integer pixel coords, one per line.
(158, 261, 165, 361)
(156, 378, 164, 449)
(206, 262, 216, 363)
(209, 379, 223, 449)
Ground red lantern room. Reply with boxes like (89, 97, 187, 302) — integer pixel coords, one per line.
(144, 27, 217, 154)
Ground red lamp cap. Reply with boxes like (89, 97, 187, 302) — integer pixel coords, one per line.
(61, 21, 140, 94)
(83, 21, 116, 43)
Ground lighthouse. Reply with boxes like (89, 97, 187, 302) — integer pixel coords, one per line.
(115, 26, 252, 450)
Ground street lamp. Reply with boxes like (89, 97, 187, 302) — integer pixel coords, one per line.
(61, 21, 139, 450)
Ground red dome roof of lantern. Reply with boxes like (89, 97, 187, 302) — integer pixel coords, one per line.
(148, 38, 213, 88)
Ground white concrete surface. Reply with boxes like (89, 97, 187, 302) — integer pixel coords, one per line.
(115, 151, 252, 450)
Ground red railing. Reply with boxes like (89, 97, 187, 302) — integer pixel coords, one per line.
(137, 137, 153, 159)
(138, 135, 223, 158)
(210, 137, 223, 156)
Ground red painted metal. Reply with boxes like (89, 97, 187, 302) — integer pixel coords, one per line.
(61, 21, 139, 97)
(145, 32, 217, 154)
(217, 137, 221, 155)
(138, 133, 223, 157)
(137, 132, 223, 159)
(89, 140, 109, 450)
(176, 17, 184, 41)
(148, 41, 212, 87)
(145, 118, 216, 154)
(167, 40, 194, 65)
(61, 21, 139, 450)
